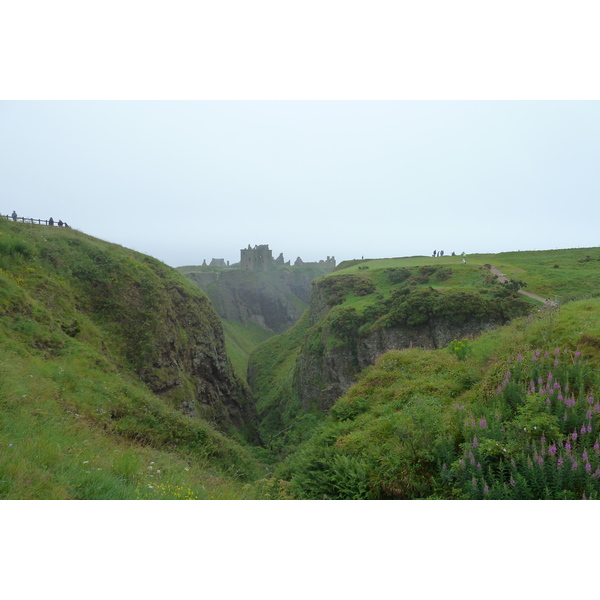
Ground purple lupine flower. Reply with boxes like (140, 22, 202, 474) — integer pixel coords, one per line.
(586, 463, 592, 473)
(538, 378, 543, 385)
(558, 457, 564, 467)
(588, 425, 593, 433)
(460, 459, 466, 469)
(565, 442, 571, 451)
(479, 419, 488, 429)
(558, 394, 563, 401)
(544, 352, 549, 358)
(572, 431, 578, 441)
(532, 355, 537, 362)
(581, 425, 587, 435)
(484, 485, 489, 494)
(572, 461, 578, 470)
(546, 398, 551, 405)
(548, 444, 557, 456)
(582, 452, 588, 461)
(496, 386, 502, 394)
(575, 351, 580, 358)
(565, 385, 569, 392)
(536, 350, 541, 356)
(594, 441, 599, 451)
(555, 347, 560, 355)
(477, 463, 482, 470)
(517, 355, 523, 362)
(510, 477, 516, 486)
(506, 371, 511, 378)
(537, 456, 544, 466)
(548, 373, 553, 381)
(586, 409, 592, 420)
(589, 396, 595, 404)
(541, 436, 546, 444)
(594, 468, 600, 479)
(473, 437, 479, 448)
(442, 464, 447, 471)
(554, 382, 560, 389)
(554, 360, 559, 367)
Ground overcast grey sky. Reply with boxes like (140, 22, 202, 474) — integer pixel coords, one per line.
(1, 101, 599, 267)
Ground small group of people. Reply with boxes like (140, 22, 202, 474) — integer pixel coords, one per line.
(10, 211, 68, 227)
(48, 217, 68, 227)
(432, 249, 467, 263)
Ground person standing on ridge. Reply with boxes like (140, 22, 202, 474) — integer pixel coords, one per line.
(49, 217, 54, 226)
(461, 251, 466, 264)
(11, 210, 17, 221)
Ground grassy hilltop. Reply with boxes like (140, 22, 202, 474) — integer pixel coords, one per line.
(0, 219, 267, 499)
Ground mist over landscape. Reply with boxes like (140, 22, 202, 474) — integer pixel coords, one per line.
(2, 101, 598, 267)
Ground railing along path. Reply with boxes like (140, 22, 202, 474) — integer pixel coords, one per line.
(2, 214, 70, 227)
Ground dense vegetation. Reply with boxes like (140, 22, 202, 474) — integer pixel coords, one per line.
(4, 216, 600, 500)
(271, 299, 600, 499)
(0, 219, 267, 499)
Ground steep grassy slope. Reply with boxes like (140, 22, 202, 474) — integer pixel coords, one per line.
(0, 219, 265, 499)
(277, 298, 600, 499)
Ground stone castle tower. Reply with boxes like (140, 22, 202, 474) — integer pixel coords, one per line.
(240, 244, 273, 271)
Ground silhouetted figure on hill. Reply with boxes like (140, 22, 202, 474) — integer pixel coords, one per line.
(451, 251, 455, 256)
(58, 220, 63, 227)
(49, 217, 54, 226)
(433, 250, 437, 257)
(461, 251, 466, 264)
(11, 211, 17, 221)
(440, 250, 444, 257)
(64, 222, 69, 228)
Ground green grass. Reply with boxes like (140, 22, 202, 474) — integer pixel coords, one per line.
(0, 219, 267, 499)
(222, 319, 275, 380)
(277, 298, 600, 499)
(335, 247, 600, 302)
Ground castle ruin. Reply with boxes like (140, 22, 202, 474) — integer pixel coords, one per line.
(199, 244, 336, 272)
(240, 244, 335, 271)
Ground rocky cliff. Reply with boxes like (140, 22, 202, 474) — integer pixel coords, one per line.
(182, 265, 330, 334)
(249, 268, 532, 419)
(0, 221, 258, 439)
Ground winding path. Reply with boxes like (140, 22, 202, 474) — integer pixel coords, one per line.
(488, 265, 558, 307)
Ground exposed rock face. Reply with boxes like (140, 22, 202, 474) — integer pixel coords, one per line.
(136, 282, 255, 432)
(189, 268, 318, 334)
(295, 317, 503, 412)
(293, 279, 507, 412)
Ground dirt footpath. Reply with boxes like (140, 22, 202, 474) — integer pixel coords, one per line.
(488, 265, 557, 307)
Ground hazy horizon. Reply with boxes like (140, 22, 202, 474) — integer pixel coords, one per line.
(2, 101, 599, 268)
